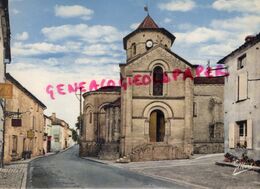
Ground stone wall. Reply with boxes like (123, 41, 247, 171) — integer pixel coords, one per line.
(129, 143, 189, 162)
(193, 84, 224, 154)
(193, 142, 224, 154)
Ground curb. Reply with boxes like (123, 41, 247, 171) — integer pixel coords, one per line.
(80, 157, 110, 165)
(215, 161, 236, 168)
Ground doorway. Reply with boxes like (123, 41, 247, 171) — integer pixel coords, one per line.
(149, 110, 165, 142)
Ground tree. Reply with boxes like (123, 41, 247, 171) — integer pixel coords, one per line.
(72, 129, 78, 142)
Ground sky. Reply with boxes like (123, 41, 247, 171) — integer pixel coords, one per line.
(7, 0, 260, 127)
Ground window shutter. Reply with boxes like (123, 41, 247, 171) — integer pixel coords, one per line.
(235, 76, 238, 101)
(238, 72, 247, 100)
(229, 123, 235, 148)
(247, 119, 253, 149)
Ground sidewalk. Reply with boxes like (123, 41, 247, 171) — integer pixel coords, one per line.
(0, 163, 27, 189)
(0, 152, 55, 189)
(82, 154, 260, 189)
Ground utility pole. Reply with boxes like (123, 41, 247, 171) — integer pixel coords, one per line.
(79, 87, 82, 137)
(75, 87, 83, 139)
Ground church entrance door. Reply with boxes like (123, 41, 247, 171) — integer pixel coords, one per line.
(149, 110, 165, 142)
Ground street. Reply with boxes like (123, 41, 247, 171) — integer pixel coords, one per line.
(27, 145, 189, 188)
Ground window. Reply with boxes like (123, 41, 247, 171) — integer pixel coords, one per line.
(153, 66, 163, 96)
(132, 43, 136, 56)
(237, 72, 247, 101)
(234, 120, 248, 148)
(237, 121, 247, 137)
(89, 112, 92, 124)
(12, 135, 18, 154)
(237, 54, 246, 69)
(193, 102, 197, 117)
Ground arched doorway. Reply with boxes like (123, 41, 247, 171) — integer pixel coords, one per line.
(149, 110, 165, 142)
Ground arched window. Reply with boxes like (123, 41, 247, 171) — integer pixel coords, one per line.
(132, 43, 136, 56)
(153, 66, 163, 96)
(89, 112, 92, 124)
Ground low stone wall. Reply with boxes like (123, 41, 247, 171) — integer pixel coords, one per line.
(129, 143, 189, 162)
(79, 141, 100, 157)
(193, 141, 224, 154)
(98, 142, 120, 160)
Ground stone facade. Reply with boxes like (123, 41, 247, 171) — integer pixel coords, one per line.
(218, 33, 260, 160)
(43, 115, 52, 153)
(0, 0, 11, 167)
(193, 81, 224, 153)
(80, 87, 120, 158)
(4, 74, 46, 163)
(80, 15, 224, 161)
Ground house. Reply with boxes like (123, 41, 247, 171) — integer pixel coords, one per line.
(4, 73, 46, 163)
(49, 113, 71, 151)
(43, 115, 52, 153)
(217, 33, 260, 160)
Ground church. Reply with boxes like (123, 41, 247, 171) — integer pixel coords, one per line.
(80, 15, 225, 162)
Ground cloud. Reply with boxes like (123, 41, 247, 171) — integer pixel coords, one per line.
(175, 27, 229, 44)
(12, 42, 69, 56)
(200, 43, 236, 57)
(42, 24, 124, 43)
(75, 56, 121, 65)
(163, 18, 172, 23)
(7, 56, 121, 127)
(211, 15, 260, 33)
(55, 5, 94, 20)
(15, 32, 29, 41)
(158, 0, 196, 12)
(83, 43, 121, 56)
(212, 0, 260, 13)
(130, 23, 140, 30)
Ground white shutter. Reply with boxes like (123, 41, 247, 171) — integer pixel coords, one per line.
(238, 72, 247, 100)
(247, 119, 253, 149)
(235, 76, 238, 101)
(229, 123, 235, 148)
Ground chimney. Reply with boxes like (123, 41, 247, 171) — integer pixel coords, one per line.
(245, 35, 255, 43)
(51, 113, 56, 120)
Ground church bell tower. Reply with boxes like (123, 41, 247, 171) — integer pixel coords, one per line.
(123, 15, 176, 61)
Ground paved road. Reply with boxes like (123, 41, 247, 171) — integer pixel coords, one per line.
(27, 145, 189, 188)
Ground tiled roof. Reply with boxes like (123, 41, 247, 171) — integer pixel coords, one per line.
(217, 32, 260, 64)
(95, 86, 121, 92)
(137, 15, 159, 29)
(6, 73, 47, 108)
(194, 77, 225, 85)
(123, 15, 176, 50)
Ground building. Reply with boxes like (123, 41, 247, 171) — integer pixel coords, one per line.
(0, 0, 11, 167)
(217, 33, 260, 160)
(4, 73, 46, 163)
(43, 115, 52, 153)
(80, 15, 225, 161)
(50, 113, 71, 152)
